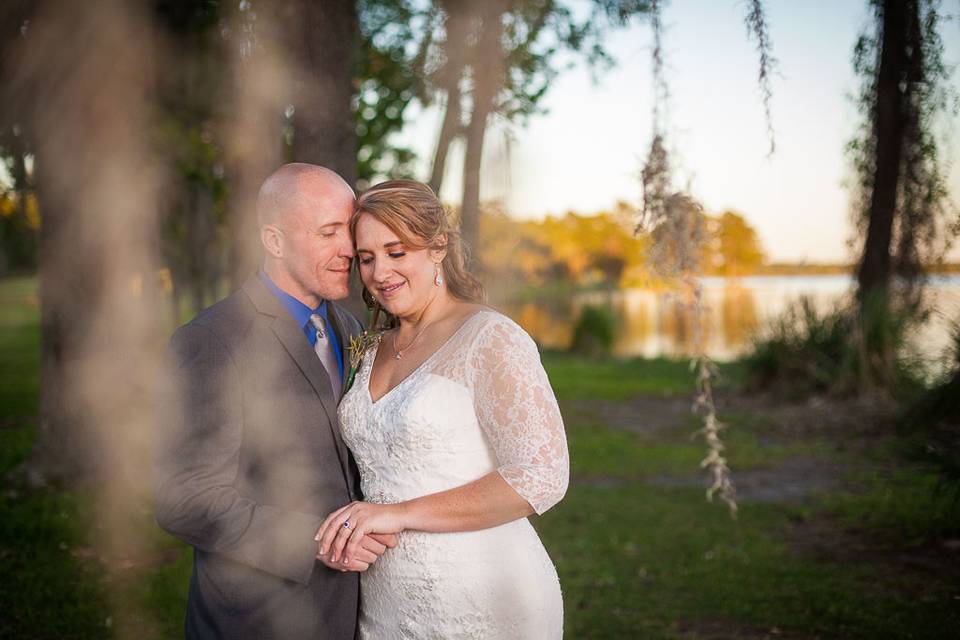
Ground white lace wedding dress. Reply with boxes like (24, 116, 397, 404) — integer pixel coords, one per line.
(338, 309, 569, 639)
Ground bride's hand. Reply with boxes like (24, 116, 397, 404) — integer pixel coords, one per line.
(317, 501, 406, 567)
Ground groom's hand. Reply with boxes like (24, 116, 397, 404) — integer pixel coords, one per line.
(368, 533, 398, 548)
(318, 553, 370, 572)
(316, 533, 391, 572)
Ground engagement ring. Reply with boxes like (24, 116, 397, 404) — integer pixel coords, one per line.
(343, 521, 350, 529)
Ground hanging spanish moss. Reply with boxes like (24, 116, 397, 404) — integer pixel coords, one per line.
(744, 0, 777, 156)
(638, 0, 737, 517)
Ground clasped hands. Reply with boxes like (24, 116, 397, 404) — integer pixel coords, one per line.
(315, 501, 405, 573)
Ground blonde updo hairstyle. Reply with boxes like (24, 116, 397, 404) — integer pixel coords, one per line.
(351, 180, 485, 305)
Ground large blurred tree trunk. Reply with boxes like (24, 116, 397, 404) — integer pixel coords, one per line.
(286, 0, 358, 187)
(15, 0, 162, 487)
(226, 3, 286, 289)
(856, 0, 914, 306)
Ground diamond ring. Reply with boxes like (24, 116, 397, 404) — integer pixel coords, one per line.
(342, 520, 350, 529)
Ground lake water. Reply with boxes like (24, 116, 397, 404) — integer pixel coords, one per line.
(501, 274, 960, 366)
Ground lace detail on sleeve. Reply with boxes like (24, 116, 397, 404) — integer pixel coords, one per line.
(469, 315, 569, 514)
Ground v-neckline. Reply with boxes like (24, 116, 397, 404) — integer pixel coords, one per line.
(366, 310, 486, 406)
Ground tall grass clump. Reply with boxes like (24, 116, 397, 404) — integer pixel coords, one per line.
(899, 324, 960, 507)
(744, 296, 925, 399)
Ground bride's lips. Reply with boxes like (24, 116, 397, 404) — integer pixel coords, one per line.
(378, 281, 404, 299)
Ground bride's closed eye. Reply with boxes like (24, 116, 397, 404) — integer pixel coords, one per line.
(358, 252, 406, 265)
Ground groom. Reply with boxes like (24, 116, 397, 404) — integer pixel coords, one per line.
(155, 163, 390, 639)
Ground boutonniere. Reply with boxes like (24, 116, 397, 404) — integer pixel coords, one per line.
(345, 303, 384, 393)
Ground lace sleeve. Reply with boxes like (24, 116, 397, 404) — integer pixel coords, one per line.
(469, 315, 569, 514)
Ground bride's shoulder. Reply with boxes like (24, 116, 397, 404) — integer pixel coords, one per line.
(464, 307, 535, 347)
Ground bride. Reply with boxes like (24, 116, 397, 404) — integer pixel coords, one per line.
(314, 180, 569, 638)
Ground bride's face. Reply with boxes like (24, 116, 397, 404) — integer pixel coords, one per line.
(354, 213, 445, 318)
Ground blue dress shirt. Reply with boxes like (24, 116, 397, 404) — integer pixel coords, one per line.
(258, 271, 344, 380)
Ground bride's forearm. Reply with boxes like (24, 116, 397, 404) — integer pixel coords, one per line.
(396, 471, 534, 533)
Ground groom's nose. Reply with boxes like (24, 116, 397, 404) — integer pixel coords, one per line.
(337, 232, 354, 258)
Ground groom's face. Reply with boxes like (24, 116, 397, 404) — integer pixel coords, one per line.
(278, 184, 355, 305)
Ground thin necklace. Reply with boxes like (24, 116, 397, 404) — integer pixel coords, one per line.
(393, 322, 433, 360)
(393, 286, 446, 360)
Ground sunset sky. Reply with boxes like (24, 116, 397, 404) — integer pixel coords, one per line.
(397, 0, 960, 263)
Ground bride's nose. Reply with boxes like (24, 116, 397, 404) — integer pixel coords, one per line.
(370, 256, 393, 283)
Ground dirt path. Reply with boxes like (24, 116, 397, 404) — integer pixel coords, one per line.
(568, 392, 896, 504)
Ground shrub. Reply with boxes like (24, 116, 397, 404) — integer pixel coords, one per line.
(569, 304, 616, 358)
(743, 295, 925, 399)
(744, 297, 852, 398)
(899, 325, 960, 505)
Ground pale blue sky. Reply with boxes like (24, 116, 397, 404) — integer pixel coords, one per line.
(396, 0, 960, 263)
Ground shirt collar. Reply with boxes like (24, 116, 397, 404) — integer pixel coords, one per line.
(258, 270, 328, 332)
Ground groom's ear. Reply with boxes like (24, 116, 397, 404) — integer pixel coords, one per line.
(261, 224, 284, 259)
(430, 234, 448, 262)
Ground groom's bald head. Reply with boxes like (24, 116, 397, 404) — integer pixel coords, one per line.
(257, 163, 355, 228)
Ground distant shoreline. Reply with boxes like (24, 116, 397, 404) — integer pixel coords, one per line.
(740, 262, 960, 276)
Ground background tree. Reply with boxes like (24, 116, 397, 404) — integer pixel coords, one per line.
(849, 0, 957, 386)
(154, 0, 231, 318)
(0, 0, 39, 276)
(285, 0, 359, 186)
(355, 0, 430, 188)
(712, 210, 766, 276)
(359, 0, 652, 267)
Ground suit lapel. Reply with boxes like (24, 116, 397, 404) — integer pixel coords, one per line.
(243, 277, 352, 488)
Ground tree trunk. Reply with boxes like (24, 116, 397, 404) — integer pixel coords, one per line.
(856, 0, 914, 305)
(19, 0, 163, 488)
(226, 4, 286, 290)
(188, 183, 215, 314)
(459, 1, 507, 267)
(286, 0, 358, 188)
(428, 2, 469, 194)
(429, 82, 462, 196)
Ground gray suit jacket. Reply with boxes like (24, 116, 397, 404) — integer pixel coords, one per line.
(155, 276, 364, 639)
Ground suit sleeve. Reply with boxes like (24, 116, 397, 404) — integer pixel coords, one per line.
(154, 322, 323, 585)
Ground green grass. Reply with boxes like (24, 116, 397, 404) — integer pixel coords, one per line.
(542, 352, 746, 400)
(566, 419, 812, 479)
(2, 275, 958, 639)
(823, 467, 960, 543)
(536, 482, 959, 639)
(0, 276, 40, 419)
(0, 278, 111, 637)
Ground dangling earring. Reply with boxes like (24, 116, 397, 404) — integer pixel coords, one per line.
(434, 263, 444, 287)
